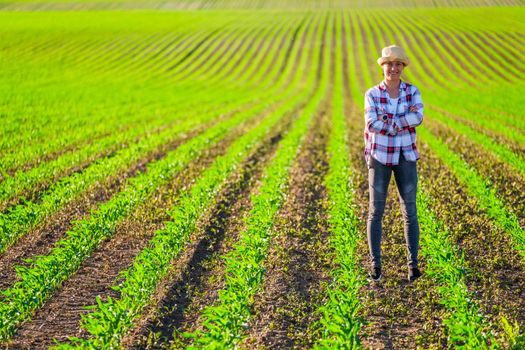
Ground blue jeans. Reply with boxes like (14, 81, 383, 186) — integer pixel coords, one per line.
(367, 154, 420, 269)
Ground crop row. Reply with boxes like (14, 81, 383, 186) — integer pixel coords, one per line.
(418, 127, 525, 260)
(0, 97, 247, 210)
(0, 10, 314, 249)
(0, 9, 321, 345)
(0, 12, 303, 174)
(1, 8, 524, 348)
(51, 13, 322, 345)
(1, 0, 523, 8)
(184, 14, 328, 349)
(0, 96, 274, 340)
(0, 98, 256, 255)
(52, 67, 314, 350)
(310, 12, 364, 349)
(426, 109, 525, 176)
(346, 9, 520, 347)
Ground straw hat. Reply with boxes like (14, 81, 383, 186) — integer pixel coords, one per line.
(377, 45, 410, 66)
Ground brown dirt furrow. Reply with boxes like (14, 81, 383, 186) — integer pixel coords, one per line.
(125, 13, 323, 345)
(123, 109, 297, 350)
(344, 94, 442, 347)
(241, 20, 287, 84)
(159, 29, 208, 71)
(448, 31, 512, 83)
(254, 23, 295, 86)
(424, 117, 525, 226)
(398, 13, 477, 84)
(1, 120, 176, 212)
(507, 31, 525, 49)
(429, 105, 525, 158)
(233, 25, 274, 82)
(174, 26, 233, 77)
(176, 29, 234, 81)
(137, 32, 188, 72)
(242, 99, 331, 350)
(180, 25, 255, 80)
(354, 11, 376, 73)
(417, 131, 525, 340)
(235, 16, 327, 347)
(194, 26, 252, 80)
(5, 129, 115, 177)
(492, 31, 525, 57)
(221, 26, 268, 79)
(470, 31, 525, 76)
(5, 109, 275, 349)
(435, 29, 496, 82)
(346, 11, 365, 95)
(283, 13, 319, 86)
(0, 124, 210, 293)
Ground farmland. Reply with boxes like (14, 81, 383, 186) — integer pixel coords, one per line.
(1, 1, 525, 349)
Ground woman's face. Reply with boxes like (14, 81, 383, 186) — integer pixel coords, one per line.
(382, 61, 404, 81)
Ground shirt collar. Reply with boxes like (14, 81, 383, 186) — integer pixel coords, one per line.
(379, 80, 407, 92)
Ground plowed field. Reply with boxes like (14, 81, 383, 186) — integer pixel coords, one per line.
(1, 2, 525, 349)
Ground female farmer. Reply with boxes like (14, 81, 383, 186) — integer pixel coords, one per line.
(363, 45, 424, 282)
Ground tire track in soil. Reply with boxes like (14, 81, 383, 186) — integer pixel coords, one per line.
(346, 11, 365, 95)
(0, 122, 210, 293)
(5, 108, 283, 349)
(417, 135, 525, 340)
(123, 114, 287, 350)
(241, 100, 331, 350)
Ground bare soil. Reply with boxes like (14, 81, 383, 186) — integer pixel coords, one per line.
(0, 123, 207, 294)
(424, 117, 525, 226)
(124, 108, 295, 350)
(242, 100, 331, 350)
(4, 111, 270, 349)
(417, 125, 525, 340)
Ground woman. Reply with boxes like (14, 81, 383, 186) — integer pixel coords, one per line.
(363, 45, 424, 282)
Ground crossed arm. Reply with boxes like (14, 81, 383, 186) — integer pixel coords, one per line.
(364, 88, 424, 136)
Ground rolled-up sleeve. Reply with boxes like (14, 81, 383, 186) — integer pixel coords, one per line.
(365, 90, 395, 135)
(398, 86, 424, 128)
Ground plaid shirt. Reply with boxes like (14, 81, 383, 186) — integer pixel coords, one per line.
(364, 80, 424, 166)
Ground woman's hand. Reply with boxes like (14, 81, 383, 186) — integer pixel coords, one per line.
(409, 105, 418, 113)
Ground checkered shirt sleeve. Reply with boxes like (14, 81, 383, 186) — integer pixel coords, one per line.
(363, 81, 424, 166)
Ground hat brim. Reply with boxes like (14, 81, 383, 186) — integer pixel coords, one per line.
(377, 57, 409, 66)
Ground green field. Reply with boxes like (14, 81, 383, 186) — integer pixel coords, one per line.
(1, 1, 525, 349)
